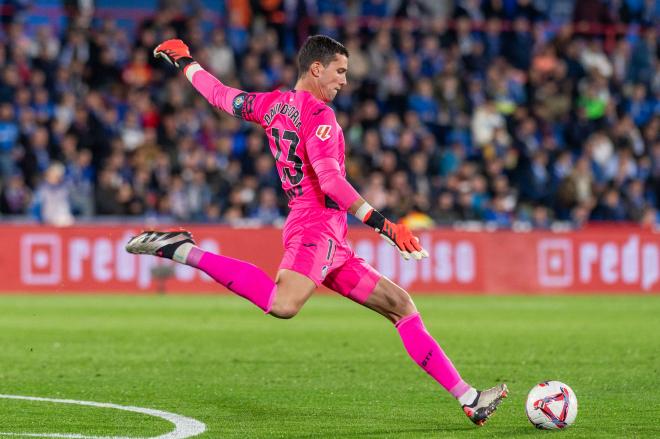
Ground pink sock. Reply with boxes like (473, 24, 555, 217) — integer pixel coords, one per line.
(396, 313, 472, 399)
(186, 247, 276, 313)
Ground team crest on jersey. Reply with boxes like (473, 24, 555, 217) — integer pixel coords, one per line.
(232, 92, 247, 117)
(232, 93, 247, 110)
(315, 125, 332, 141)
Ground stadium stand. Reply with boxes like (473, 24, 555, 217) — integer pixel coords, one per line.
(0, 0, 657, 229)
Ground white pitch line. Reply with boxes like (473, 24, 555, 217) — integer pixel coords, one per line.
(0, 394, 206, 439)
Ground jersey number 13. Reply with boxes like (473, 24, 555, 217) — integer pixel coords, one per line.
(271, 128, 303, 185)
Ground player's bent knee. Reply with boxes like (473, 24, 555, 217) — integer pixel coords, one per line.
(383, 283, 416, 319)
(397, 297, 417, 318)
(269, 269, 315, 319)
(269, 302, 300, 319)
(268, 291, 303, 319)
(388, 296, 416, 324)
(364, 277, 418, 324)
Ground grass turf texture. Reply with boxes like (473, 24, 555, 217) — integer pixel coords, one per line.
(0, 294, 658, 438)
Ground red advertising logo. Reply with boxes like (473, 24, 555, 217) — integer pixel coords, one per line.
(20, 234, 62, 285)
(538, 239, 573, 287)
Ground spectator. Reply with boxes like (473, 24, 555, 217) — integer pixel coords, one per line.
(94, 167, 123, 215)
(591, 187, 627, 221)
(0, 103, 19, 177)
(431, 191, 460, 224)
(504, 17, 534, 71)
(629, 28, 657, 84)
(408, 78, 438, 125)
(624, 83, 654, 127)
(32, 162, 73, 226)
(624, 179, 649, 221)
(530, 204, 552, 229)
(0, 172, 31, 215)
(556, 156, 595, 217)
(471, 100, 505, 148)
(206, 29, 236, 78)
(640, 206, 658, 228)
(249, 187, 284, 225)
(484, 195, 514, 228)
(520, 150, 551, 203)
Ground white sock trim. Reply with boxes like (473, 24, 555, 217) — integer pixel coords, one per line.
(458, 388, 478, 406)
(172, 242, 195, 264)
(355, 201, 373, 222)
(184, 63, 203, 82)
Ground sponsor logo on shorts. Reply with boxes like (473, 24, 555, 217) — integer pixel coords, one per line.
(315, 125, 331, 141)
(321, 265, 329, 279)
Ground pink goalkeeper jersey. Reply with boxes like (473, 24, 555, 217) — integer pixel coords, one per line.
(234, 89, 346, 210)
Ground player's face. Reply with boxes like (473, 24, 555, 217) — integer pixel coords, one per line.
(318, 54, 348, 102)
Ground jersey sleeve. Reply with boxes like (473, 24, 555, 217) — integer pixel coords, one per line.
(186, 65, 272, 124)
(302, 106, 361, 210)
(230, 91, 274, 124)
(301, 106, 340, 164)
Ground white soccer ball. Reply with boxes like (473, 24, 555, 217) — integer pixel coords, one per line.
(525, 381, 578, 430)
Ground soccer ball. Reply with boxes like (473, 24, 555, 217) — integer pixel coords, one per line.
(525, 381, 578, 429)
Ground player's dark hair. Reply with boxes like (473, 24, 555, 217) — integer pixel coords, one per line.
(297, 35, 349, 78)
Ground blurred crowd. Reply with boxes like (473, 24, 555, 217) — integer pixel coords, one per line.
(0, 0, 658, 229)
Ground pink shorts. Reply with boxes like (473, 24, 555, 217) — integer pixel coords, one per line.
(279, 207, 381, 304)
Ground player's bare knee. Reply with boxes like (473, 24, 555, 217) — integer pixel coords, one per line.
(398, 295, 417, 317)
(382, 294, 416, 323)
(269, 302, 300, 319)
(384, 286, 417, 323)
(268, 289, 302, 319)
(270, 270, 314, 319)
(387, 298, 416, 324)
(364, 277, 418, 324)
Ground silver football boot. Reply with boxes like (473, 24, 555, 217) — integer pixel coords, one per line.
(125, 230, 195, 260)
(462, 384, 508, 426)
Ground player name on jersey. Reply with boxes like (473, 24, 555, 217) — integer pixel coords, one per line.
(263, 103, 302, 129)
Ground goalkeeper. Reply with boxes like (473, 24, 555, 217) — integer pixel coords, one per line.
(127, 36, 507, 426)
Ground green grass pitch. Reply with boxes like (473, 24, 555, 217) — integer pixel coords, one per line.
(0, 294, 658, 438)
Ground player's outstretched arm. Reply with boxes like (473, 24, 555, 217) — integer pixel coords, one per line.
(154, 39, 247, 117)
(350, 197, 429, 261)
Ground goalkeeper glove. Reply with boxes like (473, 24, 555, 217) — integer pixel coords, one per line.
(153, 39, 195, 70)
(362, 208, 429, 261)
